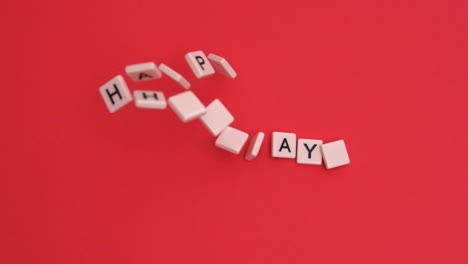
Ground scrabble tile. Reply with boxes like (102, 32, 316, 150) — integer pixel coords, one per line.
(159, 64, 191, 89)
(321, 140, 350, 169)
(168, 91, 206, 122)
(245, 132, 265, 160)
(185, 51, 215, 79)
(207, 54, 237, 78)
(134, 90, 166, 109)
(271, 132, 296, 159)
(99, 75, 133, 113)
(296, 139, 323, 165)
(125, 62, 162, 81)
(215, 126, 249, 154)
(200, 99, 234, 136)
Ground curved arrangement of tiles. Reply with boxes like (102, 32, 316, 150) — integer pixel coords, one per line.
(99, 51, 350, 169)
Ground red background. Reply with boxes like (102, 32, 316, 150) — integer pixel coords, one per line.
(1, 0, 467, 263)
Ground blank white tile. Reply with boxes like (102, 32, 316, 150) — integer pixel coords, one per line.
(321, 140, 350, 169)
(207, 53, 237, 78)
(297, 139, 323, 165)
(200, 99, 234, 136)
(125, 62, 162, 81)
(134, 90, 166, 109)
(185, 51, 215, 79)
(159, 64, 191, 89)
(245, 132, 264, 160)
(215, 126, 249, 154)
(168, 91, 206, 122)
(99, 75, 133, 113)
(271, 132, 296, 159)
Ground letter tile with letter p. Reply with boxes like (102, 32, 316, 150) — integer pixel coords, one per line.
(185, 51, 215, 78)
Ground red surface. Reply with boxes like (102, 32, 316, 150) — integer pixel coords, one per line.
(1, 0, 467, 263)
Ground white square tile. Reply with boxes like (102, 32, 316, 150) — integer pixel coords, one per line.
(207, 53, 237, 78)
(125, 62, 162, 82)
(99, 75, 133, 113)
(271, 132, 296, 159)
(200, 99, 234, 136)
(245, 132, 264, 160)
(185, 51, 215, 79)
(168, 91, 206, 122)
(321, 140, 350, 169)
(134, 90, 166, 109)
(297, 139, 323, 165)
(159, 64, 191, 89)
(215, 126, 249, 154)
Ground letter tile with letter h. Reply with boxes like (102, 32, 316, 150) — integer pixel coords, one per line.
(99, 75, 133, 113)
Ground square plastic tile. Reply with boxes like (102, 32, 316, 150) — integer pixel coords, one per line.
(321, 140, 350, 169)
(297, 139, 323, 165)
(168, 91, 206, 122)
(245, 132, 265, 160)
(99, 75, 133, 113)
(125, 62, 162, 81)
(134, 90, 166, 109)
(200, 99, 234, 136)
(215, 126, 249, 154)
(159, 64, 191, 89)
(207, 53, 237, 78)
(271, 132, 296, 159)
(185, 51, 215, 78)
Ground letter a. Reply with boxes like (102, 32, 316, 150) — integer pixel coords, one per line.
(139, 72, 153, 80)
(279, 138, 291, 153)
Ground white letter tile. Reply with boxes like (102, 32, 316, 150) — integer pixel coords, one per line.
(321, 140, 350, 169)
(168, 91, 206, 122)
(215, 126, 249, 154)
(134, 90, 166, 109)
(200, 99, 234, 136)
(207, 53, 237, 78)
(245, 132, 264, 160)
(125, 62, 162, 82)
(99, 75, 133, 113)
(271, 132, 296, 159)
(185, 51, 215, 79)
(296, 139, 323, 165)
(159, 64, 191, 89)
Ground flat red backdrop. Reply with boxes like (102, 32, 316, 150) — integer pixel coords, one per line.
(1, 0, 467, 263)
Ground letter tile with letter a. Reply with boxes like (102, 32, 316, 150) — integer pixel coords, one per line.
(125, 62, 162, 82)
(185, 51, 215, 78)
(271, 132, 296, 159)
(99, 75, 133, 113)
